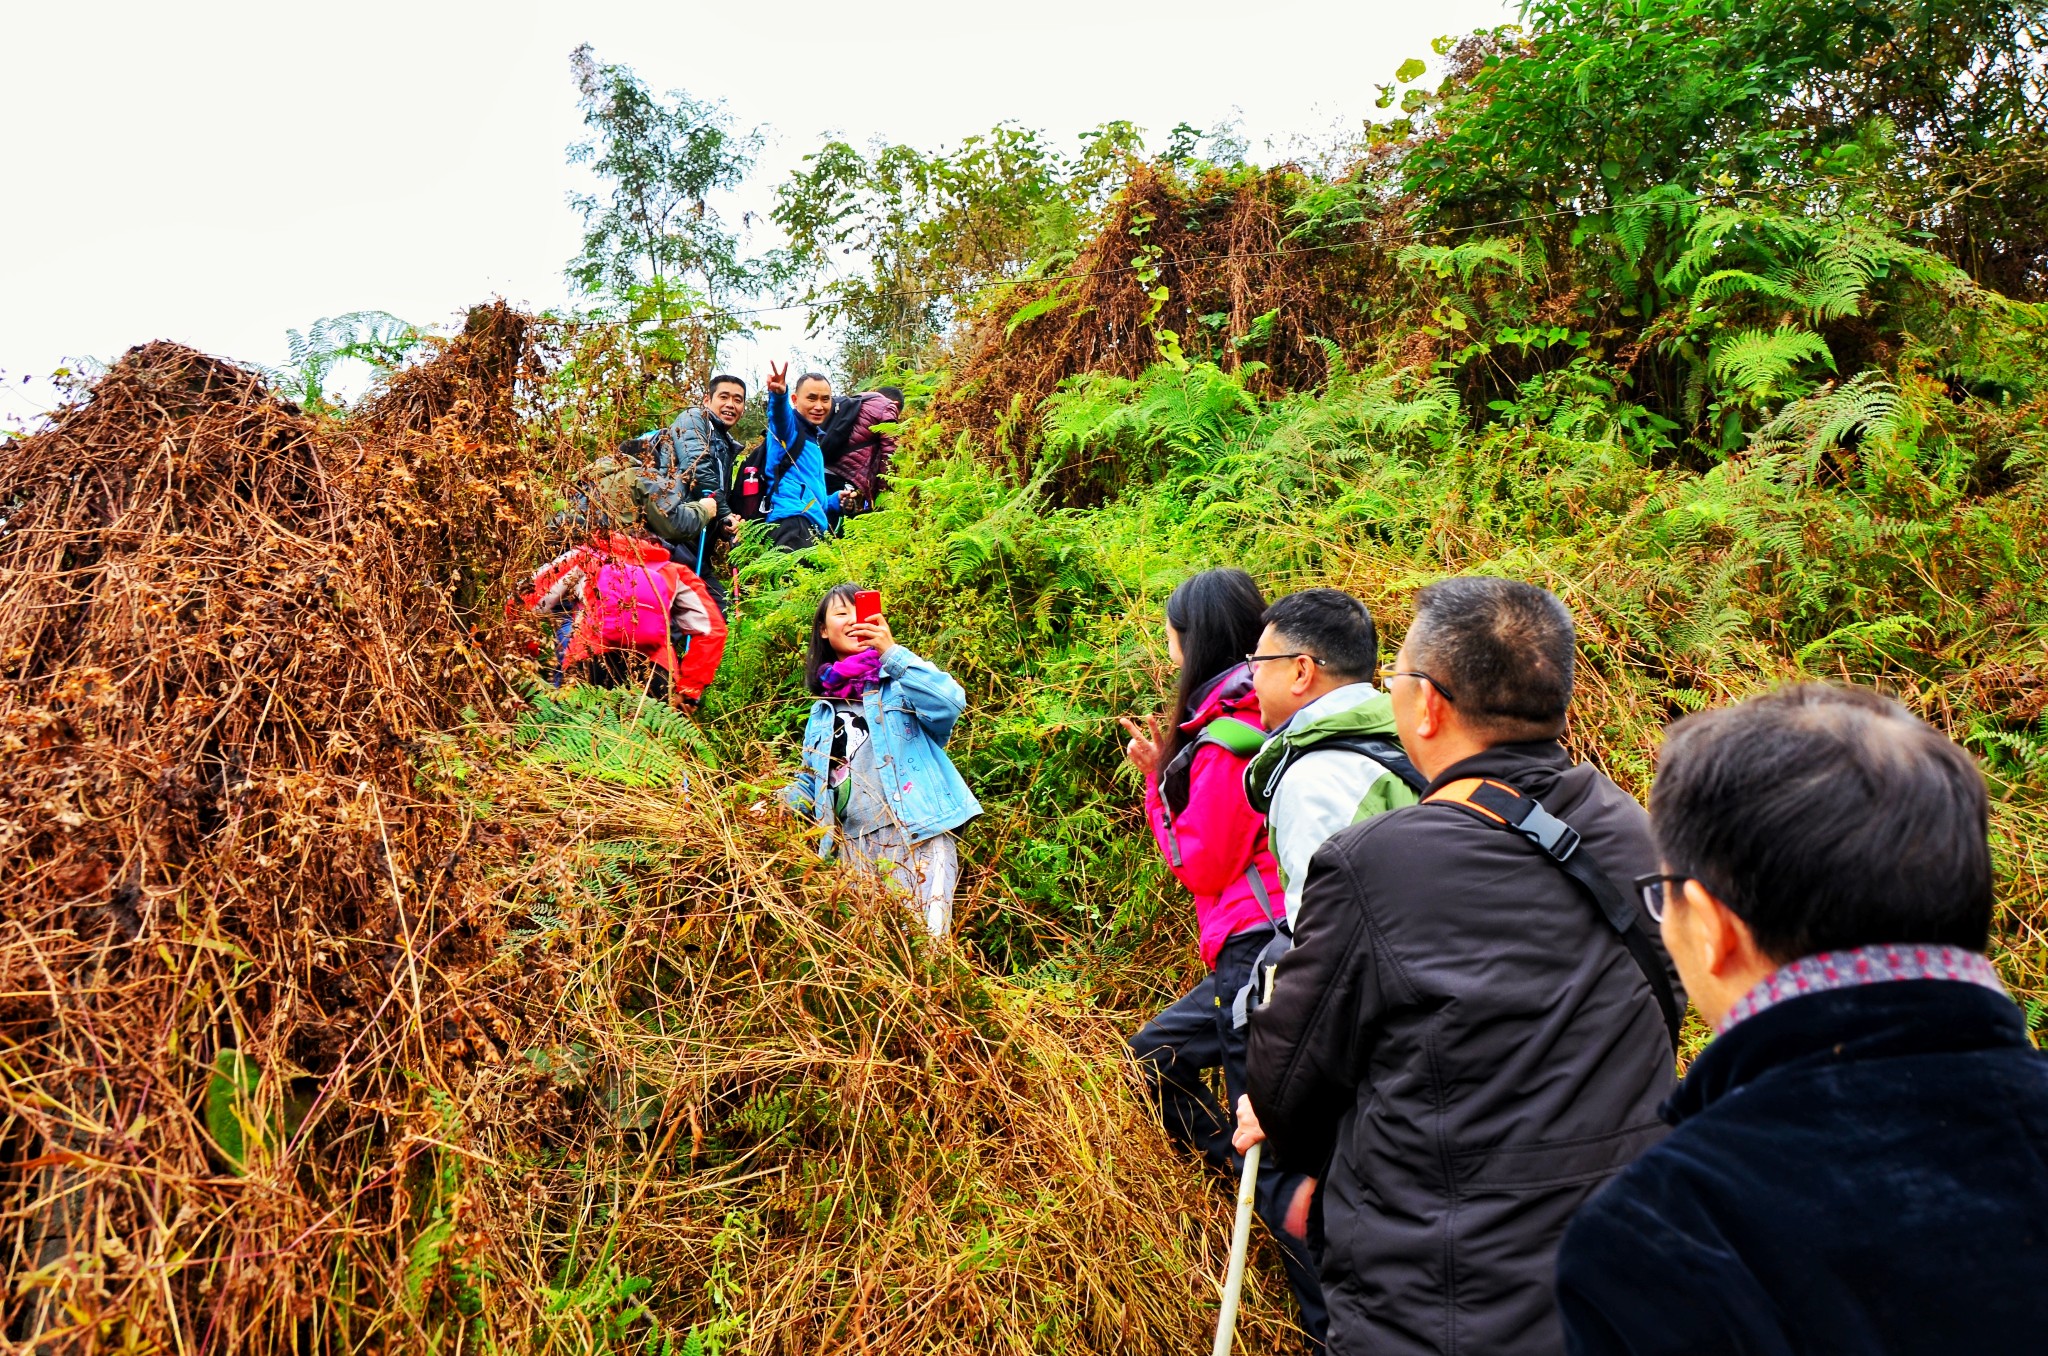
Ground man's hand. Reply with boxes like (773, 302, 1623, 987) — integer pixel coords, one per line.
(1236, 1096, 1316, 1239)
(696, 495, 717, 523)
(765, 361, 788, 395)
(1233, 1095, 1266, 1154)
(1120, 713, 1170, 778)
(846, 615, 896, 657)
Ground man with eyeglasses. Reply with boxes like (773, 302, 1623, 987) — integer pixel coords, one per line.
(1555, 683, 2048, 1355)
(1242, 588, 1424, 931)
(1236, 576, 1681, 1356)
(1218, 587, 1423, 1344)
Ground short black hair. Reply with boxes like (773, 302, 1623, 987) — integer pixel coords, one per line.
(708, 373, 746, 397)
(1651, 684, 1992, 963)
(1261, 589, 1377, 682)
(793, 372, 832, 397)
(1407, 577, 1574, 739)
(874, 385, 904, 406)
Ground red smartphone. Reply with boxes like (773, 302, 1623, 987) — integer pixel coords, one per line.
(854, 589, 882, 623)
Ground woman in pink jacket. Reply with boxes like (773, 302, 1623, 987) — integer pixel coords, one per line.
(1122, 567, 1328, 1351)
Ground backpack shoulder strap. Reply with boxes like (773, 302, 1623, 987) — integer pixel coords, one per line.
(1158, 716, 1269, 866)
(761, 423, 801, 512)
(1312, 734, 1429, 795)
(1426, 777, 1684, 1048)
(1198, 716, 1268, 758)
(1243, 862, 1282, 928)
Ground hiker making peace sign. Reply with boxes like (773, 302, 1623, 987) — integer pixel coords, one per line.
(759, 362, 839, 551)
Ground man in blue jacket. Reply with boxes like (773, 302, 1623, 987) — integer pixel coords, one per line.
(761, 361, 840, 551)
(1556, 683, 2048, 1355)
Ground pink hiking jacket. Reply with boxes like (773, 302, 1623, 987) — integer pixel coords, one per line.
(1143, 663, 1285, 968)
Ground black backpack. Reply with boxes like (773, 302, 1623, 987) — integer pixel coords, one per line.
(818, 393, 866, 463)
(1314, 735, 1429, 795)
(732, 439, 772, 522)
(1250, 733, 1431, 809)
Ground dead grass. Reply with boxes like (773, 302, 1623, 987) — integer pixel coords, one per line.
(0, 321, 1303, 1353)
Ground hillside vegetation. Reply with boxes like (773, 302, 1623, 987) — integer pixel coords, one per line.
(2, 1, 2044, 1352)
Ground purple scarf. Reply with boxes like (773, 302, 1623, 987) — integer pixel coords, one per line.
(819, 647, 885, 699)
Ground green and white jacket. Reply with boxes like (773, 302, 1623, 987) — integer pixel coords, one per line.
(1244, 683, 1422, 927)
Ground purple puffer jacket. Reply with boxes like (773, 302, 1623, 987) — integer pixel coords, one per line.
(1143, 663, 1284, 968)
(831, 392, 901, 505)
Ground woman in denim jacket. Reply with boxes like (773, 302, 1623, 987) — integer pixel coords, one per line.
(783, 583, 981, 935)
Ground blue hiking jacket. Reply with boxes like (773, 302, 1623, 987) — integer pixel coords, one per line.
(784, 646, 982, 849)
(764, 388, 837, 532)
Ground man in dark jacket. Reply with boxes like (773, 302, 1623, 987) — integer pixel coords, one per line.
(1238, 576, 1681, 1356)
(1556, 684, 2048, 1356)
(655, 372, 746, 613)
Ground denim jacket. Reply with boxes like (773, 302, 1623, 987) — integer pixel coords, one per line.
(784, 646, 982, 849)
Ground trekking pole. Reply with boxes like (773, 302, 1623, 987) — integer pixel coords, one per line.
(1212, 1139, 1261, 1356)
(681, 526, 709, 659)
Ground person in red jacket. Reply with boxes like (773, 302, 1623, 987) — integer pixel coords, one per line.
(1122, 567, 1328, 1353)
(520, 531, 727, 702)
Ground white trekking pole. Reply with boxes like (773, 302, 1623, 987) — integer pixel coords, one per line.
(1212, 1138, 1261, 1355)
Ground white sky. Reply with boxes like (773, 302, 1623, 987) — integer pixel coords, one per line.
(0, 0, 1515, 429)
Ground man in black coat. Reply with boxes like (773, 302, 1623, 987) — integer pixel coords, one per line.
(1238, 577, 1682, 1356)
(1556, 684, 2048, 1355)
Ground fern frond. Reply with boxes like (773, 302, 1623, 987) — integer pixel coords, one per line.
(1397, 237, 1526, 285)
(1692, 269, 1793, 304)
(1709, 325, 1834, 397)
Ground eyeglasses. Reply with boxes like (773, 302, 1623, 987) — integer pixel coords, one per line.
(1386, 670, 1457, 704)
(1245, 652, 1325, 668)
(1633, 873, 1695, 922)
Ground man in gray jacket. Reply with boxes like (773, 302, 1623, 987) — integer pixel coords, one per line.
(654, 373, 746, 613)
(1238, 577, 1681, 1356)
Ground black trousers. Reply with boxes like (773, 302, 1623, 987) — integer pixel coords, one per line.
(665, 536, 731, 618)
(768, 515, 822, 552)
(1131, 928, 1330, 1351)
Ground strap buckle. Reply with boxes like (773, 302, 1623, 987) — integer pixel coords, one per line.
(1517, 802, 1581, 862)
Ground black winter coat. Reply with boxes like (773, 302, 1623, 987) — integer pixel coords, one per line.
(1246, 740, 1681, 1356)
(1557, 979, 2048, 1356)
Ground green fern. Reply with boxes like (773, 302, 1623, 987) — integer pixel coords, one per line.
(513, 683, 712, 787)
(1708, 325, 1834, 398)
(273, 309, 428, 408)
(1749, 371, 1931, 491)
(1793, 614, 1924, 668)
(1398, 237, 1527, 284)
(1613, 183, 1698, 263)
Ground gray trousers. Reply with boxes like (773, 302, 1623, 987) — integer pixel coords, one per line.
(841, 829, 959, 937)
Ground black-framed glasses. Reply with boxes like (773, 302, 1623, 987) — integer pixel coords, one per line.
(1386, 670, 1457, 704)
(1633, 873, 1694, 923)
(1246, 651, 1325, 668)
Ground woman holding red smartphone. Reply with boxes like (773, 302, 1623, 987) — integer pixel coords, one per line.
(783, 583, 982, 936)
